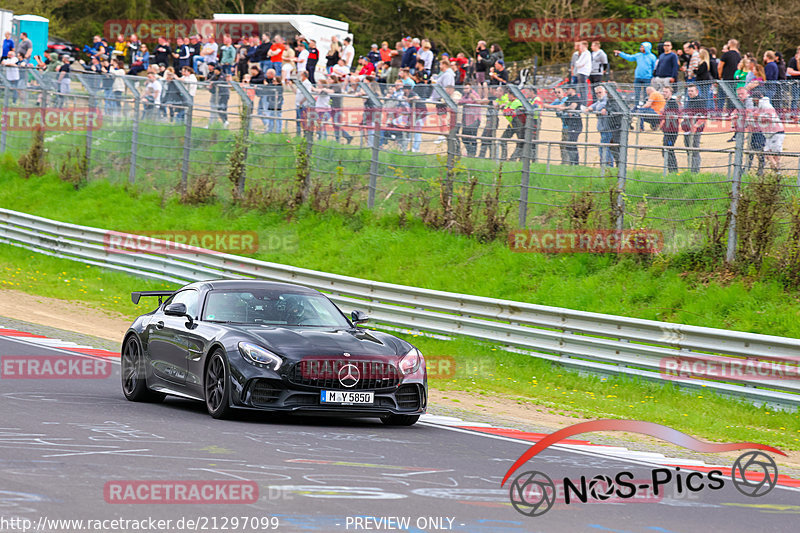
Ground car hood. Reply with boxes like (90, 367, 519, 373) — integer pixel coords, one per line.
(229, 325, 405, 360)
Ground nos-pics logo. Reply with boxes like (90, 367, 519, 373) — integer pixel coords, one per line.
(502, 419, 784, 517)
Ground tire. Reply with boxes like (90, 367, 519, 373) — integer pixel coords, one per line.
(205, 350, 233, 419)
(380, 414, 420, 426)
(121, 335, 165, 403)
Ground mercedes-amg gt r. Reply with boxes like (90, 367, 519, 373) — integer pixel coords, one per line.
(121, 280, 427, 425)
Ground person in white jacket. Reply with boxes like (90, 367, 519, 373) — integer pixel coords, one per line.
(177, 66, 197, 123)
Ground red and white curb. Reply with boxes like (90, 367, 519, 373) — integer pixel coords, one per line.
(0, 326, 120, 359)
(420, 414, 800, 489)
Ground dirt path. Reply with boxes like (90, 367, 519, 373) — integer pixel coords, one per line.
(0, 289, 128, 342)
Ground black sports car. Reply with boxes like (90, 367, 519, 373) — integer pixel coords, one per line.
(121, 280, 427, 425)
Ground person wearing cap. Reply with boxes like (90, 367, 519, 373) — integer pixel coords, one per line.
(379, 41, 392, 64)
(357, 56, 375, 78)
(401, 38, 419, 73)
(489, 59, 508, 85)
(367, 44, 381, 66)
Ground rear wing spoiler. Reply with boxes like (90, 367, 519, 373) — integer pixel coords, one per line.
(131, 290, 175, 305)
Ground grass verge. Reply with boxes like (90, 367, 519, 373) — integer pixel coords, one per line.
(0, 159, 798, 338)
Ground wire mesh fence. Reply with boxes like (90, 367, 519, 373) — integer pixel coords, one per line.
(2, 65, 800, 261)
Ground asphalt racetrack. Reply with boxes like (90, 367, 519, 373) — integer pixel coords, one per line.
(0, 333, 798, 533)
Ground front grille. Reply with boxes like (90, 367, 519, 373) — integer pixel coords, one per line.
(288, 359, 401, 390)
(250, 380, 283, 406)
(396, 384, 422, 410)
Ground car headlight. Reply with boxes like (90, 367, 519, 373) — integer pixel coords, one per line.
(399, 347, 422, 375)
(238, 342, 283, 370)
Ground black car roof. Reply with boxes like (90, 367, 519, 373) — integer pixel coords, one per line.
(187, 279, 320, 294)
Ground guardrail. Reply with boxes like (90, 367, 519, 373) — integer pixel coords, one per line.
(1, 207, 799, 407)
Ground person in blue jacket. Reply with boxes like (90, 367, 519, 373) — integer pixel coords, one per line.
(614, 42, 656, 105)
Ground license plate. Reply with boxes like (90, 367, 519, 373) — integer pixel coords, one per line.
(320, 390, 374, 405)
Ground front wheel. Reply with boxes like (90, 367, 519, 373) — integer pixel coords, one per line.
(205, 351, 233, 419)
(381, 414, 420, 426)
(121, 335, 165, 403)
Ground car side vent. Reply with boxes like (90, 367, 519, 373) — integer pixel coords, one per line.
(250, 380, 282, 406)
(396, 384, 422, 410)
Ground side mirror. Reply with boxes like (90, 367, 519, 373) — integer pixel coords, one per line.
(164, 302, 187, 317)
(164, 302, 194, 327)
(351, 310, 369, 326)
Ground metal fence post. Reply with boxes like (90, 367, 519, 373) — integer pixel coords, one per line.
(294, 80, 317, 202)
(0, 72, 12, 153)
(359, 82, 382, 209)
(75, 74, 99, 168)
(604, 83, 630, 231)
(433, 84, 459, 173)
(229, 81, 253, 197)
(717, 80, 745, 264)
(123, 77, 141, 184)
(171, 79, 195, 192)
(509, 85, 535, 228)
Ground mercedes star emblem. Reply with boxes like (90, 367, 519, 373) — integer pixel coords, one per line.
(338, 363, 360, 388)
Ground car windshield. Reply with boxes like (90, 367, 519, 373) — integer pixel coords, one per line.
(203, 289, 350, 327)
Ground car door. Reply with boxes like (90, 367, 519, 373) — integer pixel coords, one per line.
(146, 289, 199, 386)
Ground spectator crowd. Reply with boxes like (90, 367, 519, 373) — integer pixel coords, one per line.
(0, 29, 798, 173)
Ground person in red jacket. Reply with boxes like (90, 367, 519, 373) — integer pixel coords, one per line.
(356, 56, 375, 78)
